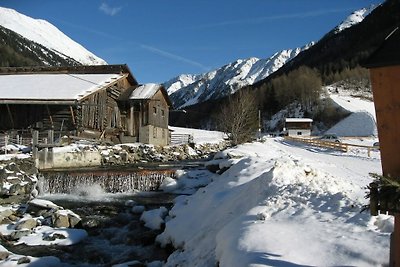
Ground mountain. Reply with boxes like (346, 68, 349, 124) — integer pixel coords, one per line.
(252, 0, 398, 87)
(0, 7, 106, 66)
(334, 5, 377, 33)
(0, 25, 80, 67)
(169, 0, 398, 129)
(164, 43, 313, 109)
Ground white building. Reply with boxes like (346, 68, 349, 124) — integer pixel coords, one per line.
(284, 118, 313, 137)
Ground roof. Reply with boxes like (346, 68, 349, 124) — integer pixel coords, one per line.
(363, 26, 400, 68)
(0, 64, 138, 85)
(130, 83, 160, 100)
(129, 83, 173, 107)
(0, 73, 126, 104)
(285, 118, 313, 123)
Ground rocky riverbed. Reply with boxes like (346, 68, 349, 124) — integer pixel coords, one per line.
(0, 141, 227, 266)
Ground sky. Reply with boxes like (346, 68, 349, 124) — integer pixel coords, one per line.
(0, 0, 383, 83)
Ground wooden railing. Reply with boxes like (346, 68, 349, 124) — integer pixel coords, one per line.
(170, 133, 194, 145)
(284, 136, 379, 156)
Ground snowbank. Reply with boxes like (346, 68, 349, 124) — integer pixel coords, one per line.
(327, 93, 377, 136)
(157, 139, 391, 266)
(326, 111, 377, 136)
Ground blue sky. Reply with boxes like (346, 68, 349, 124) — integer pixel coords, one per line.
(1, 0, 382, 83)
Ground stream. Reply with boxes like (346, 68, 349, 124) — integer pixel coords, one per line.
(6, 167, 188, 266)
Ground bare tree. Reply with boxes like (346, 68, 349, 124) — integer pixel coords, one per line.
(217, 89, 259, 145)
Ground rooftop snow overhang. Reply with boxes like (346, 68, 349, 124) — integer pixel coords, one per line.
(0, 73, 127, 102)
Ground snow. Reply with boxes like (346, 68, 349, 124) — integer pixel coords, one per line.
(327, 91, 377, 136)
(0, 73, 124, 101)
(140, 207, 168, 230)
(0, 244, 60, 267)
(15, 226, 88, 246)
(170, 126, 225, 144)
(164, 43, 314, 109)
(157, 138, 390, 266)
(130, 83, 161, 100)
(285, 118, 312, 123)
(335, 5, 377, 33)
(0, 7, 106, 65)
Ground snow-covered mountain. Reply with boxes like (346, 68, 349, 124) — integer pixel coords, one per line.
(0, 7, 106, 65)
(164, 43, 313, 109)
(334, 5, 377, 33)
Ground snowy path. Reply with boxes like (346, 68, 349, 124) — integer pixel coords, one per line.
(158, 138, 392, 267)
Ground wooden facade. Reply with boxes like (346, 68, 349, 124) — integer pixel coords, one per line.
(0, 65, 172, 145)
(119, 84, 171, 146)
(364, 26, 400, 266)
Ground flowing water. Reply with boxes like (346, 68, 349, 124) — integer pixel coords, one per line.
(12, 169, 181, 266)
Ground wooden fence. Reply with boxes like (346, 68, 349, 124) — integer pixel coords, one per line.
(170, 133, 194, 145)
(284, 136, 379, 157)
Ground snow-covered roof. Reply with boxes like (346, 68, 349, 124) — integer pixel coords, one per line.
(0, 73, 125, 103)
(129, 83, 161, 100)
(285, 118, 313, 123)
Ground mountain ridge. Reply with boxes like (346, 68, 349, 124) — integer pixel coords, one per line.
(164, 42, 313, 109)
(0, 6, 106, 66)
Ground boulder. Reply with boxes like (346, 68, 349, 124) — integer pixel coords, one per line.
(0, 251, 10, 260)
(15, 218, 37, 230)
(10, 229, 31, 240)
(68, 212, 81, 228)
(53, 212, 70, 228)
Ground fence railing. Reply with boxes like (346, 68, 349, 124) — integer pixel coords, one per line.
(170, 133, 194, 145)
(284, 136, 379, 157)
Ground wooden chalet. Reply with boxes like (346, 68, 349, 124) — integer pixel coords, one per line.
(0, 65, 171, 146)
(284, 118, 313, 137)
(119, 83, 172, 146)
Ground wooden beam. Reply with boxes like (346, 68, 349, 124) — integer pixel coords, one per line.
(46, 105, 54, 127)
(5, 104, 14, 128)
(69, 106, 76, 126)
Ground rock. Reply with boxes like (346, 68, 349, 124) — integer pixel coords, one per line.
(1, 217, 13, 225)
(131, 206, 145, 214)
(10, 229, 31, 240)
(53, 212, 70, 228)
(68, 212, 81, 228)
(0, 251, 10, 260)
(8, 214, 19, 222)
(17, 256, 31, 264)
(0, 209, 14, 218)
(15, 218, 37, 230)
(43, 232, 66, 241)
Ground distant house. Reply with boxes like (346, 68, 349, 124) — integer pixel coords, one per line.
(284, 118, 313, 137)
(0, 65, 171, 146)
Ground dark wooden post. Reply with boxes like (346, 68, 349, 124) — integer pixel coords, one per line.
(365, 27, 400, 266)
(32, 130, 39, 160)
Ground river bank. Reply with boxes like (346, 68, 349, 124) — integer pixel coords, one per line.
(0, 140, 226, 266)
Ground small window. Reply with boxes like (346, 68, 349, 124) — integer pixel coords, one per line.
(153, 107, 157, 114)
(161, 109, 165, 117)
(297, 131, 302, 135)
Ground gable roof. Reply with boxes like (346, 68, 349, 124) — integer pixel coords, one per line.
(129, 83, 172, 107)
(363, 26, 400, 68)
(0, 64, 138, 104)
(0, 73, 125, 104)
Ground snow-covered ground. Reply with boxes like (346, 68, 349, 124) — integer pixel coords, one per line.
(158, 137, 390, 266)
(326, 86, 377, 137)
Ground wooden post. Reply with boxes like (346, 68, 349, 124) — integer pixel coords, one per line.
(48, 130, 54, 144)
(32, 130, 39, 160)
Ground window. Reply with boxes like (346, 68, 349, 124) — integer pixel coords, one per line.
(153, 107, 157, 114)
(297, 132, 302, 135)
(161, 109, 165, 117)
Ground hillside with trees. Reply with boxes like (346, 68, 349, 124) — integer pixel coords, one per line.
(170, 0, 399, 136)
(0, 25, 79, 67)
